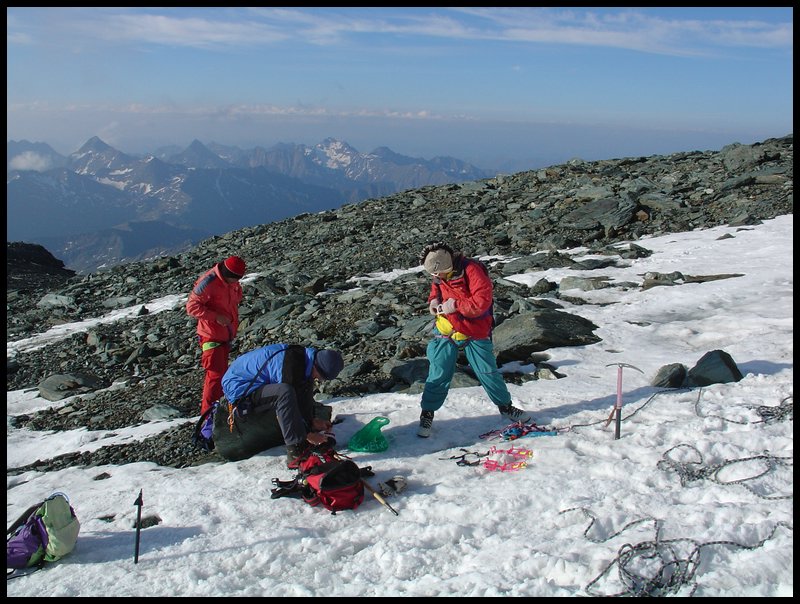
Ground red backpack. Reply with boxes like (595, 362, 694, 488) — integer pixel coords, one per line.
(271, 442, 368, 514)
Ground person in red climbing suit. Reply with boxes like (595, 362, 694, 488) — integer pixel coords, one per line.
(186, 255, 246, 416)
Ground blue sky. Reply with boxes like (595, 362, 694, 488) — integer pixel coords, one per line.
(6, 7, 794, 171)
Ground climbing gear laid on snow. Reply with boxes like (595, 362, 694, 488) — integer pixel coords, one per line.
(133, 489, 143, 564)
(439, 445, 533, 472)
(440, 448, 489, 467)
(378, 476, 408, 497)
(480, 421, 558, 441)
(604, 363, 644, 440)
(755, 395, 792, 423)
(482, 445, 533, 472)
(561, 506, 793, 597)
(657, 443, 793, 500)
(362, 479, 400, 516)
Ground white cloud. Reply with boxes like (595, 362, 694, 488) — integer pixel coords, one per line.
(7, 8, 793, 54)
(8, 151, 53, 172)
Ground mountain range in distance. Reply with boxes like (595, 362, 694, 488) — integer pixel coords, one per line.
(7, 137, 496, 274)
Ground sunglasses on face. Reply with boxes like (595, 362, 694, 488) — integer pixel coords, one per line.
(433, 270, 455, 280)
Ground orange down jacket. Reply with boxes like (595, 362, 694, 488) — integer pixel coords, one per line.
(186, 263, 243, 342)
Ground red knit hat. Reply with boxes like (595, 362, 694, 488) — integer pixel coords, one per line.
(223, 256, 246, 278)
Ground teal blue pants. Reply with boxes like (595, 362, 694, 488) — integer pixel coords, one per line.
(421, 336, 511, 412)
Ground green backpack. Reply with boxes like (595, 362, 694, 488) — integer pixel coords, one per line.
(7, 492, 80, 576)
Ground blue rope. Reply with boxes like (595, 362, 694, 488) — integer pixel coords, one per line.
(480, 421, 558, 441)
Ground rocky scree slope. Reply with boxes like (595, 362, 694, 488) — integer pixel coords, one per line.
(6, 135, 793, 473)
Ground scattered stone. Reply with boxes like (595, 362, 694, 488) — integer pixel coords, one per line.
(6, 135, 792, 473)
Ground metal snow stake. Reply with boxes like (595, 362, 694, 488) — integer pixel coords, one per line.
(604, 363, 644, 439)
(133, 489, 143, 563)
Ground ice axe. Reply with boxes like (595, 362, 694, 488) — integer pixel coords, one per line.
(604, 363, 644, 440)
(133, 489, 143, 563)
(362, 479, 399, 516)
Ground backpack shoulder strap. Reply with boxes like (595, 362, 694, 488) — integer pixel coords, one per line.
(7, 565, 44, 581)
(223, 348, 285, 432)
(6, 501, 43, 537)
(465, 257, 489, 275)
(230, 348, 284, 409)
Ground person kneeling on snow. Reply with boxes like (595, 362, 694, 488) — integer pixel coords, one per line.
(221, 344, 344, 467)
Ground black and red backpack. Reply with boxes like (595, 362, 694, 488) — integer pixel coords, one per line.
(271, 440, 371, 514)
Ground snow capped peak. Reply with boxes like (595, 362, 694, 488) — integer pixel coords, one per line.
(312, 138, 360, 169)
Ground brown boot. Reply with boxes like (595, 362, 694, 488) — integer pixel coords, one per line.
(286, 443, 307, 469)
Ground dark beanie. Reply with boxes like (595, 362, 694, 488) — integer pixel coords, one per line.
(314, 349, 344, 380)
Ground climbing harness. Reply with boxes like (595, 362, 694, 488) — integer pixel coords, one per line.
(439, 445, 533, 472)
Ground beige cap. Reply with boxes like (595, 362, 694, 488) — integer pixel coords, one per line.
(424, 249, 453, 274)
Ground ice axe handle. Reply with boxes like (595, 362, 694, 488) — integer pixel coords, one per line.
(362, 479, 399, 516)
(604, 363, 643, 440)
(133, 489, 143, 564)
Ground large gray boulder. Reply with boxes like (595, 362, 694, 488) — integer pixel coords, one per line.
(493, 309, 600, 364)
(687, 349, 743, 387)
(37, 373, 107, 401)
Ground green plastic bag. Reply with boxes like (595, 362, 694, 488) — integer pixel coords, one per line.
(347, 417, 390, 452)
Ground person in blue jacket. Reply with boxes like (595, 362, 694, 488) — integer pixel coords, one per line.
(222, 343, 344, 467)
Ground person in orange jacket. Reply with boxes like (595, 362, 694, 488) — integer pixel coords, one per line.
(186, 255, 246, 415)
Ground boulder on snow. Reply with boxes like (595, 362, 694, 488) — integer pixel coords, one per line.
(651, 363, 688, 388)
(687, 349, 743, 387)
(652, 350, 743, 389)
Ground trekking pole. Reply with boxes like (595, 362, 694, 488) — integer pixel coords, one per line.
(133, 489, 143, 563)
(604, 363, 644, 440)
(362, 480, 399, 516)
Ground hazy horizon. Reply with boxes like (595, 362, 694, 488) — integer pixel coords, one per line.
(7, 7, 793, 172)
